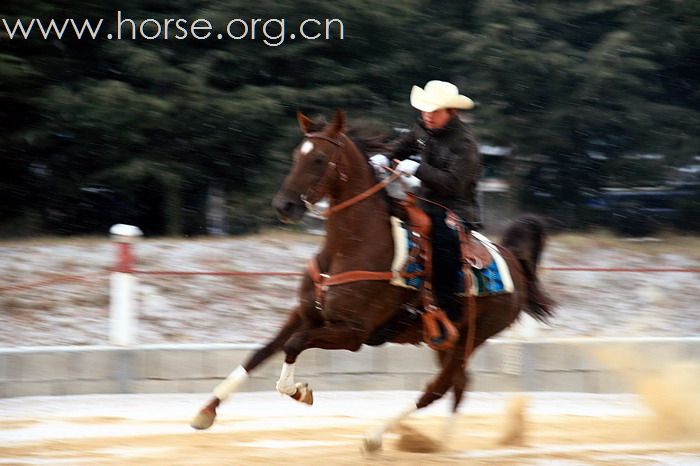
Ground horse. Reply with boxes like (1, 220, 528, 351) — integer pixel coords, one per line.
(191, 109, 554, 451)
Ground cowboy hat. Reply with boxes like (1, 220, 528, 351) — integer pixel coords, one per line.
(409, 80, 474, 112)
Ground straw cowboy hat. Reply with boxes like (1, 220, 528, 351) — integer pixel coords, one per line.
(410, 80, 474, 112)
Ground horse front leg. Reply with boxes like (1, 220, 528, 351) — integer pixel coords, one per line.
(190, 311, 304, 430)
(273, 321, 367, 405)
(274, 360, 314, 405)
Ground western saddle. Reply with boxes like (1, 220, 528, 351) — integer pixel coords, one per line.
(401, 194, 492, 350)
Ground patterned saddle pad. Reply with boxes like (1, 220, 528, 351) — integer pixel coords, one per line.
(389, 218, 513, 297)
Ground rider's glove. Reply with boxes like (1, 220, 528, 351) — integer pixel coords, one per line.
(396, 159, 420, 176)
(369, 154, 390, 177)
(369, 153, 390, 168)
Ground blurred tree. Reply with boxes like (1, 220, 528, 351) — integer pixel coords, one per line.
(441, 0, 700, 226)
(1, 0, 698, 235)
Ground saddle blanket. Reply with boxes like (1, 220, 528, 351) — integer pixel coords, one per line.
(461, 231, 515, 297)
(390, 217, 513, 297)
(390, 217, 425, 289)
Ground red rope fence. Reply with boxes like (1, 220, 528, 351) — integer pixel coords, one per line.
(543, 267, 700, 273)
(0, 273, 107, 294)
(131, 270, 305, 277)
(2, 266, 699, 293)
(132, 267, 700, 276)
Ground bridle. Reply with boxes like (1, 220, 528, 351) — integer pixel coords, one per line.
(299, 132, 347, 212)
(299, 132, 400, 218)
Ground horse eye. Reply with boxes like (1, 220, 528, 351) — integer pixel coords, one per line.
(313, 154, 325, 165)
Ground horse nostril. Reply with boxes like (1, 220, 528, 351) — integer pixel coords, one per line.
(272, 194, 302, 223)
(274, 199, 295, 217)
(282, 201, 295, 213)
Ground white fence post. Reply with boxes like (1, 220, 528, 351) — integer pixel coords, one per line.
(109, 224, 142, 346)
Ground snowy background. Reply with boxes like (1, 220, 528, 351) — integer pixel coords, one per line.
(1, 229, 699, 346)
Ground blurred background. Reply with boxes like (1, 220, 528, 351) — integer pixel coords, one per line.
(2, 0, 699, 238)
(1, 1, 700, 347)
(2, 6, 700, 462)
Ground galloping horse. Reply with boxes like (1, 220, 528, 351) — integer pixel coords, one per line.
(191, 110, 554, 450)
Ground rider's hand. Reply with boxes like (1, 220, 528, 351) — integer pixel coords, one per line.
(369, 154, 390, 178)
(369, 153, 390, 169)
(396, 159, 420, 176)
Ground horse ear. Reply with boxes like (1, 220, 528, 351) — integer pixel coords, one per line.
(327, 109, 345, 135)
(297, 111, 313, 133)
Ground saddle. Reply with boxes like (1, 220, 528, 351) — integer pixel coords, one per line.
(400, 197, 491, 271)
(399, 195, 492, 350)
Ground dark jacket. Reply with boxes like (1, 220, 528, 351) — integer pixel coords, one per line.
(392, 115, 482, 226)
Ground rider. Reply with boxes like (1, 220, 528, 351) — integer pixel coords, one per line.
(371, 80, 482, 325)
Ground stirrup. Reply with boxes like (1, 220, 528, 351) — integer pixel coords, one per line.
(421, 305, 459, 351)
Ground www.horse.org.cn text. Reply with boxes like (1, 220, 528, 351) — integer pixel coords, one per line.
(1, 11, 346, 47)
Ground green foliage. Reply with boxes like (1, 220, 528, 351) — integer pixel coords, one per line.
(1, 0, 698, 235)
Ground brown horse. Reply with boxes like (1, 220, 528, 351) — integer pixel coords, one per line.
(191, 110, 553, 450)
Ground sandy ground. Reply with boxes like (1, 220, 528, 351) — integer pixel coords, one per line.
(1, 391, 700, 465)
(1, 229, 699, 346)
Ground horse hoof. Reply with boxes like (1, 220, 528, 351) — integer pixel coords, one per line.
(190, 408, 216, 430)
(362, 434, 383, 453)
(295, 382, 314, 405)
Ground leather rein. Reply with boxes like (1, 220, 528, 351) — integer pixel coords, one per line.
(301, 132, 401, 218)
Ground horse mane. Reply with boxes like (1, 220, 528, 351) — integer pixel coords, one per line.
(303, 115, 392, 159)
(302, 114, 397, 215)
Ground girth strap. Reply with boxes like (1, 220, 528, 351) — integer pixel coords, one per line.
(307, 257, 417, 310)
(325, 270, 395, 285)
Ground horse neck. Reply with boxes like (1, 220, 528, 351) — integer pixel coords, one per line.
(324, 134, 393, 267)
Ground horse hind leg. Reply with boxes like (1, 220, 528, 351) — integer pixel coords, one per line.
(365, 338, 476, 452)
(434, 349, 469, 413)
(451, 369, 468, 411)
(190, 311, 303, 430)
(364, 354, 459, 452)
(439, 368, 470, 447)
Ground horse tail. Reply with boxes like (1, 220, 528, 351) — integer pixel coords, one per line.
(501, 215, 555, 322)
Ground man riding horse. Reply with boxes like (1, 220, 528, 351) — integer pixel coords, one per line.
(192, 98, 553, 451)
(371, 80, 481, 328)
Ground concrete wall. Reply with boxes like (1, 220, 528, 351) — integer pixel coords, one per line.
(1, 337, 699, 398)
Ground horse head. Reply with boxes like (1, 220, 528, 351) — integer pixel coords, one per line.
(273, 109, 348, 224)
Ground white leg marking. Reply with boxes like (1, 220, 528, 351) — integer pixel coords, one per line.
(365, 404, 416, 450)
(213, 365, 248, 401)
(276, 362, 297, 395)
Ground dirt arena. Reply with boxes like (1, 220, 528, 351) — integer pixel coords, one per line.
(2, 391, 699, 466)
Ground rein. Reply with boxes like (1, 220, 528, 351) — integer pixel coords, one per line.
(301, 132, 402, 218)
